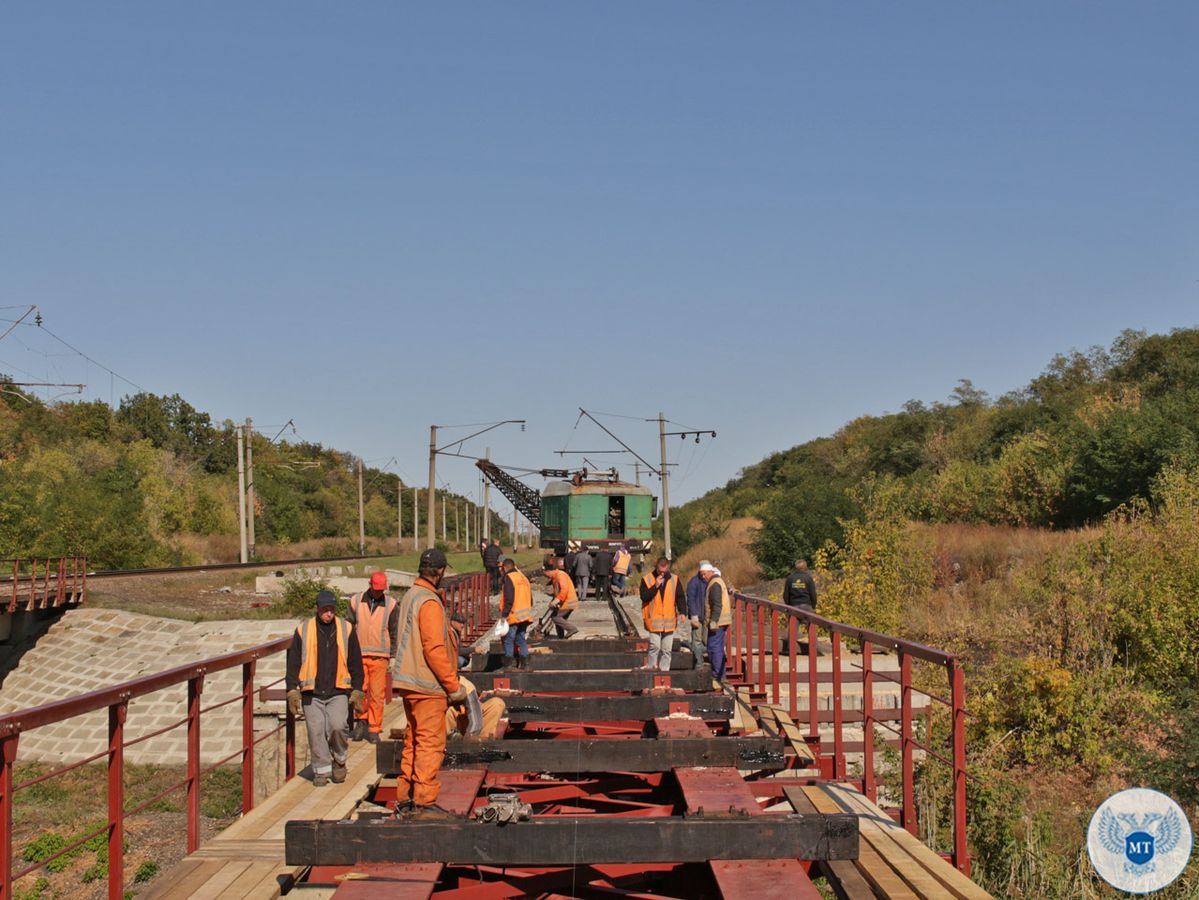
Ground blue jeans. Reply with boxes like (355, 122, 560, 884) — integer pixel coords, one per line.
(502, 621, 529, 658)
(611, 572, 626, 592)
(707, 625, 728, 680)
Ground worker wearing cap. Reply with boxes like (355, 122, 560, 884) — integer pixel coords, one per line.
(345, 571, 400, 744)
(640, 556, 683, 671)
(285, 591, 365, 787)
(499, 558, 534, 668)
(700, 564, 733, 680)
(544, 557, 579, 639)
(392, 548, 468, 817)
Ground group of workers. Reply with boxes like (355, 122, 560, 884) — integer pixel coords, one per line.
(283, 547, 819, 814)
(562, 545, 632, 602)
(285, 549, 505, 815)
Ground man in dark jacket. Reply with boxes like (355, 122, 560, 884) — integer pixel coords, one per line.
(782, 560, 817, 611)
(573, 550, 592, 600)
(593, 549, 614, 603)
(683, 561, 709, 668)
(482, 539, 503, 593)
(286, 591, 365, 786)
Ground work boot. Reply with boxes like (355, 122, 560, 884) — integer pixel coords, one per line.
(313, 773, 329, 787)
(501, 655, 516, 669)
(407, 803, 458, 821)
(331, 763, 347, 784)
(365, 731, 380, 745)
(519, 653, 531, 671)
(351, 719, 368, 742)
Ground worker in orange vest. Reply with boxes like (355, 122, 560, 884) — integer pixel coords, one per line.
(701, 563, 733, 680)
(285, 591, 365, 787)
(391, 548, 468, 817)
(346, 571, 399, 744)
(544, 557, 579, 639)
(611, 547, 632, 597)
(639, 556, 683, 671)
(499, 557, 534, 668)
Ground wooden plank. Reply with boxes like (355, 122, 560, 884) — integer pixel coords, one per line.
(192, 840, 286, 861)
(141, 859, 227, 899)
(186, 860, 257, 900)
(763, 704, 817, 764)
(784, 788, 876, 900)
(825, 785, 992, 900)
(217, 860, 288, 900)
(802, 786, 918, 900)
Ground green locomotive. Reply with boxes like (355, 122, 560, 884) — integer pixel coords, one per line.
(475, 460, 655, 555)
(539, 479, 655, 555)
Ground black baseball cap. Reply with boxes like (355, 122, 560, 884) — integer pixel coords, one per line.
(315, 590, 338, 609)
(419, 548, 448, 569)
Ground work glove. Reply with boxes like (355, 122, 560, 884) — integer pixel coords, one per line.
(286, 690, 303, 718)
(349, 690, 365, 715)
(690, 617, 701, 629)
(447, 685, 469, 705)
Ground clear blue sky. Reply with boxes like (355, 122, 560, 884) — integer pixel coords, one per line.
(2, 3, 1197, 511)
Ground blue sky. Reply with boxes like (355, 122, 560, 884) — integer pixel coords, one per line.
(2, 3, 1196, 512)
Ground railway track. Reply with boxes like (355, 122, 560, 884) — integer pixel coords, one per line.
(608, 589, 639, 639)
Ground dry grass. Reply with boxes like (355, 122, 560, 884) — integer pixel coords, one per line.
(904, 522, 1098, 656)
(171, 534, 409, 565)
(675, 518, 762, 589)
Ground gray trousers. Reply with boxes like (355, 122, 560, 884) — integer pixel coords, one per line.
(647, 631, 674, 672)
(680, 619, 707, 667)
(575, 575, 590, 600)
(303, 693, 349, 776)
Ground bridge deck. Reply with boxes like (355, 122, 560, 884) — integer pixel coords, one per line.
(142, 704, 402, 900)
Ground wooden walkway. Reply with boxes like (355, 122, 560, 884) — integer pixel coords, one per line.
(142, 703, 404, 900)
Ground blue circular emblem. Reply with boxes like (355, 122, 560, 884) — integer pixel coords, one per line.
(1087, 788, 1192, 894)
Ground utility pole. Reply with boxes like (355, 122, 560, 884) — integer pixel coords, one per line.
(357, 459, 366, 555)
(245, 417, 255, 558)
(236, 424, 248, 564)
(426, 425, 437, 549)
(658, 412, 672, 560)
(634, 463, 641, 486)
(442, 494, 447, 543)
(412, 488, 418, 551)
(482, 447, 491, 541)
(512, 508, 517, 550)
(454, 500, 460, 546)
(465, 497, 470, 548)
(397, 476, 403, 548)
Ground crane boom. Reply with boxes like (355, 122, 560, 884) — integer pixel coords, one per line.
(475, 460, 544, 527)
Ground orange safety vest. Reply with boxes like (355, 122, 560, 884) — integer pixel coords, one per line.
(705, 576, 732, 628)
(548, 569, 578, 612)
(350, 592, 397, 657)
(505, 570, 534, 624)
(295, 617, 353, 692)
(393, 581, 452, 695)
(613, 549, 632, 575)
(641, 573, 680, 633)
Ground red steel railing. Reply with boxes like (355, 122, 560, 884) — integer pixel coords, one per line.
(0, 568, 492, 900)
(727, 591, 969, 876)
(4, 558, 87, 613)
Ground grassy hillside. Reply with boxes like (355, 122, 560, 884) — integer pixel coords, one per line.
(0, 388, 508, 568)
(671, 327, 1199, 577)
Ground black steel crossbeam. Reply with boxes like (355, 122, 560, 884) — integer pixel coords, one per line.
(285, 815, 859, 866)
(376, 735, 785, 774)
(466, 666, 714, 693)
(487, 637, 650, 654)
(472, 650, 694, 671)
(502, 693, 733, 722)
